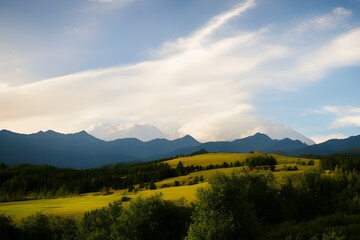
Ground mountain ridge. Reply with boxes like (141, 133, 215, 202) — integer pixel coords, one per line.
(1, 129, 360, 168)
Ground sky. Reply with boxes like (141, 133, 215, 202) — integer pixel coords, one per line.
(0, 0, 360, 143)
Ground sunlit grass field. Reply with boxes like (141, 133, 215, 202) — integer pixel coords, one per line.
(0, 191, 126, 220)
(0, 153, 319, 221)
(165, 152, 317, 167)
(0, 184, 206, 221)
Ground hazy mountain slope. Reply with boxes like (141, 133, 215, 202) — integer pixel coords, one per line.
(291, 135, 360, 156)
(150, 133, 309, 159)
(2, 129, 359, 168)
(0, 130, 200, 168)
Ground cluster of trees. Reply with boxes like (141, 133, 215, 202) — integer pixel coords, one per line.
(245, 154, 277, 170)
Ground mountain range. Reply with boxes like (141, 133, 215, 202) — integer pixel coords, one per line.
(0, 129, 359, 168)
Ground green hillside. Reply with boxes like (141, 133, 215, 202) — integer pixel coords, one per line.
(0, 153, 319, 220)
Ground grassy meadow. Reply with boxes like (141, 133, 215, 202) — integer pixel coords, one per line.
(0, 153, 319, 221)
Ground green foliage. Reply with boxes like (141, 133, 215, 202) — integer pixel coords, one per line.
(245, 154, 277, 170)
(190, 149, 209, 156)
(115, 195, 191, 240)
(0, 162, 173, 202)
(176, 161, 187, 176)
(199, 175, 204, 182)
(308, 160, 315, 166)
(261, 214, 360, 240)
(187, 173, 259, 240)
(121, 196, 131, 202)
(0, 214, 19, 240)
(321, 154, 360, 171)
(20, 213, 79, 240)
(81, 201, 122, 240)
(149, 181, 157, 190)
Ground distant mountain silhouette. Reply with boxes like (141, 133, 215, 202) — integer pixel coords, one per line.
(155, 133, 308, 158)
(1, 129, 359, 168)
(291, 135, 360, 156)
(0, 130, 200, 168)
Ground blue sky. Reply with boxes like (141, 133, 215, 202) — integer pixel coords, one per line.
(0, 0, 360, 143)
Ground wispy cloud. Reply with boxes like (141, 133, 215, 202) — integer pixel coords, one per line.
(0, 1, 359, 141)
(321, 105, 360, 128)
(295, 7, 352, 33)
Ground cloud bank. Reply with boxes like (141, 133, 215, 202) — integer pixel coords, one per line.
(0, 1, 359, 142)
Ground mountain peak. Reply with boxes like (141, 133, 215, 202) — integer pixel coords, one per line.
(177, 135, 200, 144)
(34, 130, 62, 136)
(253, 132, 271, 138)
(246, 121, 315, 145)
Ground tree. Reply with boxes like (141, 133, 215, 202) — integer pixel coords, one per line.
(199, 175, 204, 182)
(81, 201, 122, 239)
(176, 161, 186, 176)
(0, 214, 19, 240)
(20, 213, 79, 240)
(113, 195, 191, 240)
(149, 181, 157, 190)
(187, 173, 258, 240)
(308, 160, 315, 166)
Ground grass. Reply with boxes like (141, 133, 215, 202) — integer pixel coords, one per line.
(0, 191, 126, 220)
(0, 153, 319, 221)
(165, 152, 317, 168)
(165, 153, 249, 168)
(0, 184, 205, 221)
(134, 182, 207, 203)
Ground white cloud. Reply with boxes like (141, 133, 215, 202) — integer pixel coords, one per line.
(332, 116, 360, 128)
(244, 120, 315, 145)
(333, 7, 352, 17)
(0, 1, 360, 141)
(293, 27, 360, 80)
(320, 105, 360, 128)
(310, 133, 348, 144)
(295, 7, 352, 32)
(322, 105, 360, 116)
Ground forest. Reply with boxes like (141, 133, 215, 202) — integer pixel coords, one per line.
(1, 154, 360, 239)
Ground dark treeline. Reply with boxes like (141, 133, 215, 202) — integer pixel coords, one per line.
(0, 162, 174, 202)
(320, 153, 360, 172)
(2, 166, 360, 240)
